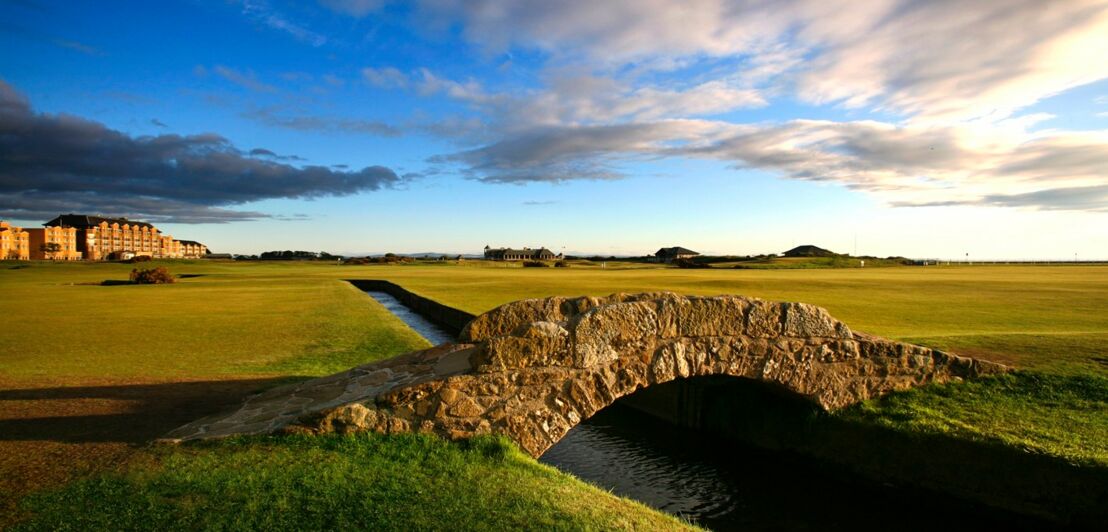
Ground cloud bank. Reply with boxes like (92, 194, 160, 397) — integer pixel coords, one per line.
(0, 80, 403, 223)
(372, 0, 1108, 212)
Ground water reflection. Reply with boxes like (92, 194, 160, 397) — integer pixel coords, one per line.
(541, 403, 1041, 531)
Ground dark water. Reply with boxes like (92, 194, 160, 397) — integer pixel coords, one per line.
(364, 290, 1041, 531)
(540, 403, 1042, 531)
(364, 290, 456, 346)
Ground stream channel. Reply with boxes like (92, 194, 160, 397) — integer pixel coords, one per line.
(364, 290, 1041, 531)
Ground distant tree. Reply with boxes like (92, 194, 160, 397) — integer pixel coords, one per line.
(40, 242, 61, 259)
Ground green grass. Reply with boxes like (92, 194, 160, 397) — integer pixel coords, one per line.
(5, 260, 1105, 379)
(2, 259, 1106, 527)
(841, 372, 1108, 467)
(0, 260, 431, 380)
(359, 262, 1108, 374)
(16, 433, 694, 531)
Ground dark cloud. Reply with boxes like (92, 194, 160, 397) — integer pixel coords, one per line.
(248, 147, 306, 161)
(150, 118, 168, 128)
(244, 107, 401, 137)
(899, 186, 1108, 212)
(431, 122, 682, 183)
(0, 80, 404, 223)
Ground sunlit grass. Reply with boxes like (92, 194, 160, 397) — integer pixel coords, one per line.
(840, 372, 1108, 467)
(2, 259, 1106, 528)
(15, 434, 695, 531)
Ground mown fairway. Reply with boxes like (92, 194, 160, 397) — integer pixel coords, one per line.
(1, 259, 1106, 528)
(5, 260, 1106, 379)
(368, 262, 1108, 376)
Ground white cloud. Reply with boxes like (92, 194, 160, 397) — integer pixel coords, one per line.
(240, 0, 327, 47)
(422, 0, 1108, 122)
(316, 1, 1108, 213)
(434, 116, 1108, 211)
(212, 65, 278, 93)
(362, 67, 409, 89)
(318, 0, 386, 17)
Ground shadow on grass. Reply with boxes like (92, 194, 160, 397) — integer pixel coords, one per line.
(0, 377, 307, 444)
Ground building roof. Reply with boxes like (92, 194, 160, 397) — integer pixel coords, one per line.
(656, 246, 699, 256)
(45, 214, 155, 229)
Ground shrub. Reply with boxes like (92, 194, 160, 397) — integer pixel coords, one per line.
(129, 266, 176, 284)
(522, 260, 550, 268)
(342, 255, 414, 265)
(674, 258, 711, 269)
(554, 260, 570, 268)
(124, 255, 152, 264)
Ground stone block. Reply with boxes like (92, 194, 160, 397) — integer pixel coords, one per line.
(745, 300, 784, 337)
(783, 302, 847, 338)
(678, 296, 749, 337)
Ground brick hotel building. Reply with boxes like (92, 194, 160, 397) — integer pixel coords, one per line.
(0, 215, 208, 261)
(0, 221, 30, 260)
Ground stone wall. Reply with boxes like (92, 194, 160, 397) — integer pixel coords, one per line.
(164, 292, 1007, 458)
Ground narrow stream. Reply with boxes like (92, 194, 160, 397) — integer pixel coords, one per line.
(363, 289, 1040, 531)
(365, 291, 456, 346)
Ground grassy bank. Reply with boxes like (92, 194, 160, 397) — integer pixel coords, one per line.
(2, 259, 1106, 527)
(16, 434, 692, 531)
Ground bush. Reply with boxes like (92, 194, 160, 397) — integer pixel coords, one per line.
(674, 258, 711, 269)
(124, 255, 152, 264)
(522, 260, 550, 268)
(554, 260, 569, 268)
(342, 255, 414, 265)
(129, 266, 176, 284)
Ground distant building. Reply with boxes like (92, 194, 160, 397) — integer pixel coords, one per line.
(177, 240, 209, 258)
(27, 226, 82, 260)
(43, 214, 205, 260)
(484, 245, 558, 261)
(654, 246, 699, 263)
(0, 221, 29, 260)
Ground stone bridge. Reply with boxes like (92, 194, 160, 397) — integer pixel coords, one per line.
(165, 292, 1007, 457)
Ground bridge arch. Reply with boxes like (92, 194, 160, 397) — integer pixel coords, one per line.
(166, 293, 1006, 457)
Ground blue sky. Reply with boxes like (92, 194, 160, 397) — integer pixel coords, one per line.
(2, 0, 1107, 258)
